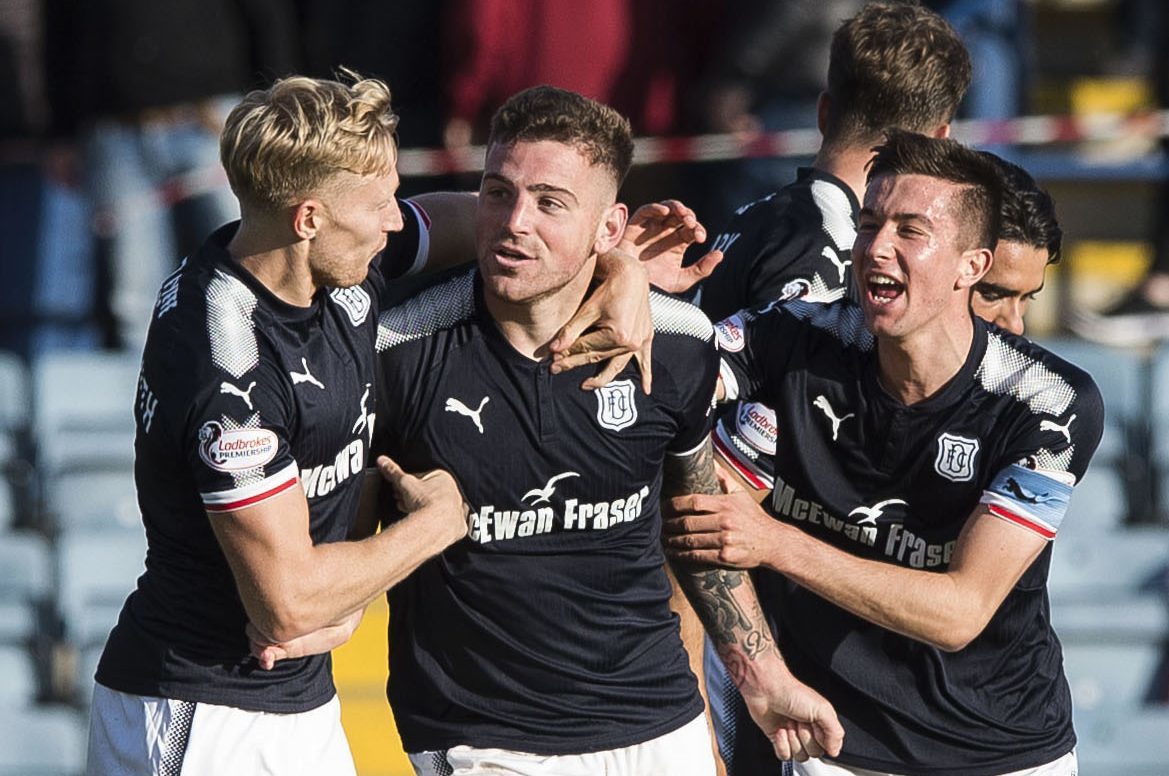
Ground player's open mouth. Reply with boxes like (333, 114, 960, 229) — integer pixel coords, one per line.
(866, 274, 905, 305)
(492, 245, 534, 265)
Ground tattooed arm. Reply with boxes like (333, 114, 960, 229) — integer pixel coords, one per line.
(662, 440, 844, 762)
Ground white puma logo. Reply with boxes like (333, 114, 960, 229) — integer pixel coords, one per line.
(822, 246, 852, 285)
(1039, 414, 1076, 444)
(219, 381, 257, 411)
(445, 396, 490, 434)
(290, 358, 324, 389)
(849, 498, 908, 526)
(522, 471, 581, 504)
(813, 395, 854, 441)
(352, 384, 371, 435)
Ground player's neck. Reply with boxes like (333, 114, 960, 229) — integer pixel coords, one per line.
(875, 313, 975, 406)
(811, 145, 872, 204)
(485, 264, 594, 361)
(229, 221, 317, 307)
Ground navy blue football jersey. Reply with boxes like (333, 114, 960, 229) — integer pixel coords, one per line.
(95, 202, 428, 712)
(700, 168, 859, 494)
(373, 270, 720, 755)
(716, 299, 1104, 775)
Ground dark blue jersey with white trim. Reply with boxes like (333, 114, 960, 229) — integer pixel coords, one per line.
(373, 271, 719, 755)
(699, 168, 859, 493)
(95, 203, 427, 713)
(716, 299, 1104, 775)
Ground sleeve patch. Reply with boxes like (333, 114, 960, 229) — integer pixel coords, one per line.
(980, 463, 1073, 540)
(202, 462, 299, 513)
(713, 423, 774, 491)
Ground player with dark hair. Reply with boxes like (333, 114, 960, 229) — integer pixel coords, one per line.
(666, 131, 1103, 776)
(369, 85, 842, 776)
(696, 0, 971, 503)
(972, 153, 1063, 336)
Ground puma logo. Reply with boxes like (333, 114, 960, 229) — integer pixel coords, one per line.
(290, 358, 325, 389)
(445, 396, 490, 434)
(813, 395, 854, 441)
(219, 381, 257, 411)
(822, 246, 852, 285)
(1039, 414, 1076, 444)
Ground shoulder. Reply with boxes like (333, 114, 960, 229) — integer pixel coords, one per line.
(376, 267, 478, 354)
(649, 290, 714, 344)
(975, 329, 1103, 421)
(722, 298, 873, 352)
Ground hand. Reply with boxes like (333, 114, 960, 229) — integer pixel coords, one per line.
(550, 251, 654, 393)
(621, 200, 723, 294)
(247, 609, 363, 670)
(730, 653, 844, 762)
(664, 467, 779, 569)
(377, 455, 468, 548)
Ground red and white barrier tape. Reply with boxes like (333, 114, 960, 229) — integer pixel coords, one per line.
(92, 109, 1169, 234)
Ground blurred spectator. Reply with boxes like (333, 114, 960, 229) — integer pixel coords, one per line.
(43, 0, 300, 353)
(1071, 1, 1169, 344)
(928, 0, 1027, 122)
(0, 0, 100, 358)
(692, 0, 863, 215)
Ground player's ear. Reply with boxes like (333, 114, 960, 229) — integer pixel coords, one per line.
(593, 202, 628, 256)
(816, 92, 831, 136)
(933, 123, 952, 139)
(292, 199, 323, 240)
(956, 247, 993, 290)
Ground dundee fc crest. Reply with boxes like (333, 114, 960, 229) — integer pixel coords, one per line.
(934, 432, 979, 482)
(596, 379, 638, 432)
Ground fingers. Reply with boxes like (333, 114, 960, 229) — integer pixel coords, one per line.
(685, 249, 724, 282)
(377, 455, 405, 485)
(634, 338, 652, 394)
(581, 353, 632, 391)
(816, 714, 845, 758)
(550, 298, 602, 355)
(715, 465, 743, 494)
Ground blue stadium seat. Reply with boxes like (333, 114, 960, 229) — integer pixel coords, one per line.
(1051, 595, 1169, 643)
(1063, 465, 1126, 533)
(1062, 642, 1162, 710)
(1075, 706, 1169, 775)
(0, 645, 38, 705)
(1049, 528, 1169, 603)
(0, 706, 86, 775)
(31, 351, 140, 476)
(56, 529, 145, 648)
(44, 469, 139, 534)
(0, 531, 52, 645)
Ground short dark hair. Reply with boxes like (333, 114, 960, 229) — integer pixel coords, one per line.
(825, 1, 971, 149)
(487, 86, 635, 189)
(980, 153, 1062, 265)
(867, 130, 1003, 252)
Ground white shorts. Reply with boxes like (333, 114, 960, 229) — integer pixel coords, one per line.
(408, 713, 716, 776)
(793, 749, 1077, 776)
(86, 683, 356, 776)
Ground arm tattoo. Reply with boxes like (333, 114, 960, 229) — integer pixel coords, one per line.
(663, 439, 776, 660)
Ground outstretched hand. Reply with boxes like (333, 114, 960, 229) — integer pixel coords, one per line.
(623, 199, 723, 294)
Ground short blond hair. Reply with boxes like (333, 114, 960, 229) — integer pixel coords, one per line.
(220, 72, 399, 210)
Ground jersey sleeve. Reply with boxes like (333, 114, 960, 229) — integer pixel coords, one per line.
(714, 301, 797, 408)
(712, 400, 777, 490)
(182, 353, 300, 515)
(980, 368, 1105, 541)
(648, 294, 721, 457)
(372, 198, 431, 290)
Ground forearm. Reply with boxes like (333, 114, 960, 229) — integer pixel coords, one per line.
(764, 523, 977, 651)
(243, 508, 451, 643)
(664, 441, 788, 693)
